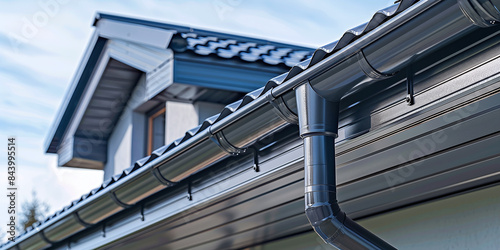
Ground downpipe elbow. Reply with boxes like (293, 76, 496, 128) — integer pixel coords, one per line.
(306, 202, 396, 250)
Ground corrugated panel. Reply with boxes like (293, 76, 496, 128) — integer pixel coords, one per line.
(5, 0, 418, 246)
(172, 55, 287, 94)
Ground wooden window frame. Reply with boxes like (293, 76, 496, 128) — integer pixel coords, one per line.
(147, 106, 166, 155)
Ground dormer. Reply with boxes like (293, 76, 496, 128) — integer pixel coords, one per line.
(45, 13, 314, 179)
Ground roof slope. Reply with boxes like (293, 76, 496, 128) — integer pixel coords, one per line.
(175, 32, 312, 67)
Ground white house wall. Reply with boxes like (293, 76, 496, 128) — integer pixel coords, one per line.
(165, 101, 226, 145)
(165, 101, 198, 145)
(246, 184, 500, 249)
(359, 184, 500, 250)
(194, 101, 226, 124)
(105, 115, 132, 180)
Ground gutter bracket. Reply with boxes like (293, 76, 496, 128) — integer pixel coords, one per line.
(357, 50, 395, 80)
(406, 63, 415, 105)
(249, 146, 260, 172)
(140, 204, 145, 221)
(152, 167, 174, 187)
(39, 230, 54, 245)
(73, 212, 92, 228)
(210, 130, 246, 155)
(267, 94, 299, 124)
(187, 181, 193, 201)
(458, 0, 499, 27)
(102, 222, 106, 238)
(109, 192, 132, 208)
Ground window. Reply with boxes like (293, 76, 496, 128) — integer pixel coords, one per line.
(147, 105, 166, 155)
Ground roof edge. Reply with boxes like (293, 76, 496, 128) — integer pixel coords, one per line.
(44, 32, 107, 154)
(93, 12, 316, 51)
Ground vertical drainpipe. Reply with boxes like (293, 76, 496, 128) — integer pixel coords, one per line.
(295, 83, 395, 250)
(294, 1, 500, 248)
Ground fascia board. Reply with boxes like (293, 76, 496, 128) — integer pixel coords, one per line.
(107, 39, 173, 73)
(96, 18, 176, 49)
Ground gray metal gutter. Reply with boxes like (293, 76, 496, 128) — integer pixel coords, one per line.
(4, 0, 500, 249)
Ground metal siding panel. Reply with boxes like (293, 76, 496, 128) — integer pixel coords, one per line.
(338, 91, 500, 184)
(83, 108, 114, 118)
(186, 214, 310, 250)
(173, 58, 283, 93)
(104, 67, 141, 80)
(338, 132, 500, 202)
(73, 137, 107, 163)
(344, 155, 500, 219)
(57, 136, 74, 166)
(145, 58, 173, 99)
(50, 114, 500, 249)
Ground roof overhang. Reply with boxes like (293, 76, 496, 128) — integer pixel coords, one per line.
(45, 36, 172, 169)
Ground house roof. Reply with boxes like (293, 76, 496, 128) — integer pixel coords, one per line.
(4, 0, 424, 248)
(94, 12, 315, 69)
(44, 13, 315, 155)
(173, 32, 312, 67)
(95, 12, 315, 67)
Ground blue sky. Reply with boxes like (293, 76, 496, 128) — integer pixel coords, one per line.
(0, 0, 395, 240)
